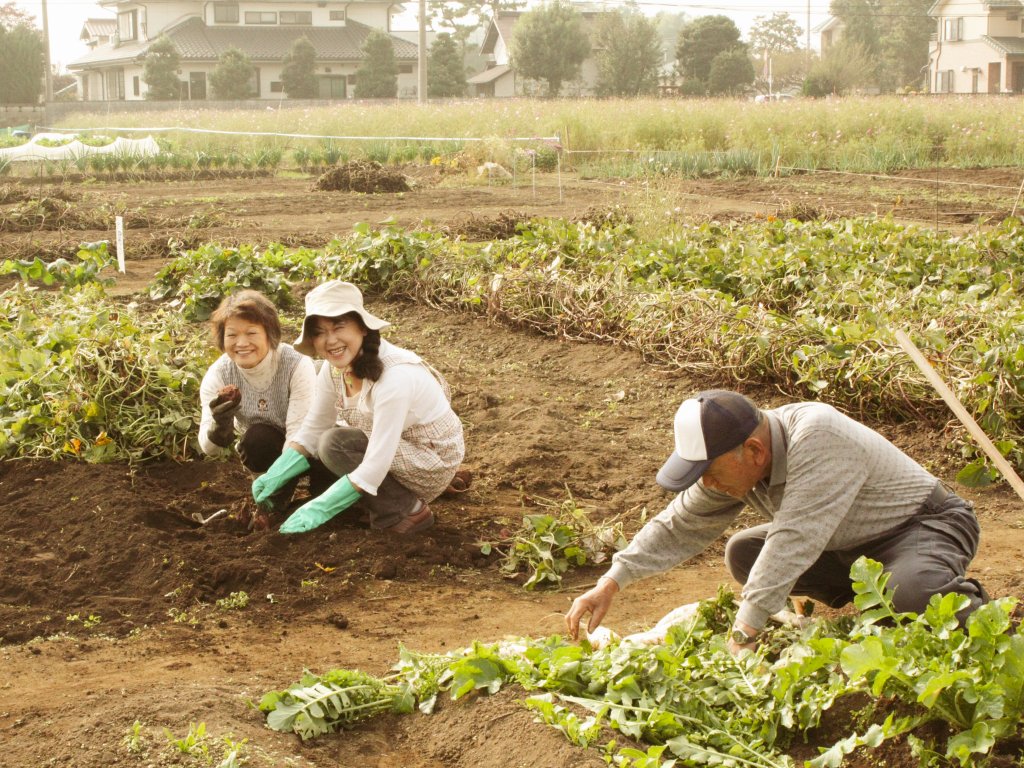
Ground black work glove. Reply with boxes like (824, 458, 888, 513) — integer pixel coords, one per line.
(208, 385, 241, 447)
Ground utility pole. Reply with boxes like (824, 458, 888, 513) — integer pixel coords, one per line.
(417, 0, 427, 103)
(806, 0, 811, 73)
(41, 0, 54, 102)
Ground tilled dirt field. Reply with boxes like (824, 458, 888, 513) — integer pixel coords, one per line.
(2, 166, 1024, 768)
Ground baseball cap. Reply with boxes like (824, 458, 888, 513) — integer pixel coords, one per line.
(656, 390, 761, 492)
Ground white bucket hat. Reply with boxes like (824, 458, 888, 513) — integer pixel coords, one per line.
(293, 280, 390, 356)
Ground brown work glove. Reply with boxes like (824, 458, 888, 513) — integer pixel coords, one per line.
(208, 385, 241, 447)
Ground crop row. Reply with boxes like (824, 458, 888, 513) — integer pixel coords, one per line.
(143, 215, 1024, 483)
(51, 96, 1024, 175)
(3, 213, 1023, 482)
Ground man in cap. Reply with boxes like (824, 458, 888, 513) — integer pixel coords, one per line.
(565, 390, 988, 653)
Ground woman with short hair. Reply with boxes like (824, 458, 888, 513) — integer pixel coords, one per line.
(198, 290, 317, 514)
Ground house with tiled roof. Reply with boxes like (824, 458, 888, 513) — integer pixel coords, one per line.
(928, 0, 1024, 92)
(81, 17, 117, 48)
(69, 0, 418, 101)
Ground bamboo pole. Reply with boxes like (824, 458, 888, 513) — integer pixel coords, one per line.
(894, 329, 1024, 503)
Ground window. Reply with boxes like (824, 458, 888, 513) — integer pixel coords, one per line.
(270, 81, 283, 93)
(936, 69, 955, 93)
(132, 75, 140, 96)
(117, 10, 137, 42)
(943, 17, 963, 41)
(280, 11, 312, 24)
(398, 64, 413, 74)
(245, 11, 277, 24)
(213, 3, 239, 23)
(329, 10, 345, 20)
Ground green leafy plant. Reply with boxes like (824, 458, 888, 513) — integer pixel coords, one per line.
(215, 591, 249, 611)
(0, 241, 116, 287)
(260, 668, 414, 740)
(262, 563, 1024, 766)
(122, 720, 145, 755)
(481, 489, 627, 589)
(0, 284, 208, 463)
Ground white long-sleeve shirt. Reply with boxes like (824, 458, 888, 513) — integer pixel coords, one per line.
(291, 339, 453, 495)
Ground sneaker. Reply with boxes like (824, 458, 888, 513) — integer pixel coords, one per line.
(385, 503, 434, 536)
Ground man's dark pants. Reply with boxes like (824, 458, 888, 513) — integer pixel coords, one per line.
(724, 485, 987, 624)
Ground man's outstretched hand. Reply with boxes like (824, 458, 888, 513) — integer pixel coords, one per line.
(565, 576, 620, 642)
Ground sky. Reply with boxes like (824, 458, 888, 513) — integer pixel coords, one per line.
(12, 0, 833, 73)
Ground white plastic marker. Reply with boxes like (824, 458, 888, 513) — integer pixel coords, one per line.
(115, 215, 126, 273)
(894, 329, 1024, 503)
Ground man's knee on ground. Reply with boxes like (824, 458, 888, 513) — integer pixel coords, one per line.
(724, 530, 764, 583)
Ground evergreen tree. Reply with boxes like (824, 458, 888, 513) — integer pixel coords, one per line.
(428, 33, 466, 97)
(511, 0, 590, 97)
(143, 36, 181, 100)
(209, 47, 255, 99)
(675, 15, 743, 86)
(829, 0, 930, 91)
(594, 9, 662, 97)
(707, 48, 755, 95)
(0, 22, 44, 104)
(281, 36, 318, 98)
(354, 30, 399, 98)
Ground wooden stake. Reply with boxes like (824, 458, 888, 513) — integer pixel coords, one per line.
(894, 329, 1024, 503)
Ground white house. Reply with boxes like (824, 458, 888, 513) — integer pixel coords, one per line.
(928, 0, 1024, 93)
(813, 16, 844, 54)
(467, 8, 605, 97)
(68, 0, 419, 101)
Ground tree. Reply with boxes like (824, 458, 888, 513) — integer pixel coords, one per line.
(143, 36, 181, 100)
(0, 1, 33, 29)
(675, 15, 744, 86)
(748, 12, 802, 56)
(877, 0, 932, 91)
(428, 33, 466, 97)
(0, 23, 43, 104)
(354, 30, 398, 98)
(209, 47, 255, 99)
(511, 0, 590, 97)
(802, 39, 875, 96)
(594, 9, 662, 97)
(829, 0, 931, 92)
(281, 36, 317, 98)
(427, 0, 522, 53)
(707, 48, 754, 95)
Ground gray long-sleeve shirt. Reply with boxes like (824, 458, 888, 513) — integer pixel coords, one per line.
(605, 402, 940, 631)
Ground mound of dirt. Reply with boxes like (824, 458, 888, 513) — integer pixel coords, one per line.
(443, 210, 530, 240)
(313, 161, 411, 193)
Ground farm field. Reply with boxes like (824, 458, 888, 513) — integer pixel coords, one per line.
(2, 165, 1024, 768)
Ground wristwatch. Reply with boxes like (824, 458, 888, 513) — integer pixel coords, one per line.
(731, 626, 757, 645)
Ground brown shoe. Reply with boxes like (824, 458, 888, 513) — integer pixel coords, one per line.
(385, 503, 434, 536)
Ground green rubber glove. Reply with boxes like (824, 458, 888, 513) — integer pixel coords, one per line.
(280, 475, 361, 534)
(252, 448, 310, 509)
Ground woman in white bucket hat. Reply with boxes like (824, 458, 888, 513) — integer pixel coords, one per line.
(251, 280, 465, 535)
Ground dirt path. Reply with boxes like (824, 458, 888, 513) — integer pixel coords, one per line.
(2, 167, 1024, 767)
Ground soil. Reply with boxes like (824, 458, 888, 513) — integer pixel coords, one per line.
(2, 165, 1024, 768)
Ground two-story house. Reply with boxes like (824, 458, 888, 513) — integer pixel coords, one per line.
(68, 0, 419, 101)
(928, 0, 1024, 93)
(467, 9, 605, 97)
